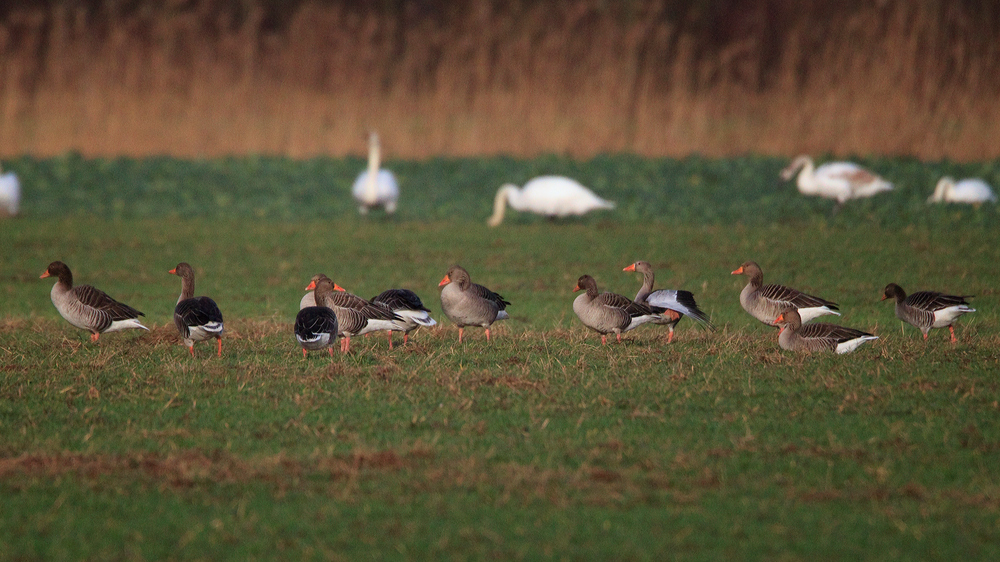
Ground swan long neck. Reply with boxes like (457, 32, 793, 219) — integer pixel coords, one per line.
(487, 185, 518, 227)
(929, 178, 951, 202)
(366, 132, 380, 201)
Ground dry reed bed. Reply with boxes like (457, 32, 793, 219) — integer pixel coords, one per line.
(1, 0, 998, 159)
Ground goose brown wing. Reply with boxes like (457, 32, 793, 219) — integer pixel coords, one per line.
(72, 284, 144, 320)
(797, 322, 872, 343)
(905, 291, 972, 312)
(175, 297, 223, 328)
(372, 289, 431, 312)
(294, 307, 339, 339)
(596, 292, 653, 318)
(760, 283, 838, 310)
(325, 291, 372, 310)
(470, 283, 510, 310)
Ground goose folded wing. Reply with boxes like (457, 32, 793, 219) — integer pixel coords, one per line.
(73, 284, 144, 320)
(797, 323, 872, 343)
(470, 283, 510, 310)
(906, 291, 972, 311)
(760, 283, 837, 310)
(175, 297, 223, 326)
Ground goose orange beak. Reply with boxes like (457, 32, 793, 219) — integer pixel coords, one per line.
(774, 313, 785, 324)
(573, 284, 581, 292)
(880, 295, 888, 301)
(622, 263, 636, 272)
(438, 274, 451, 287)
(168, 268, 177, 275)
(333, 283, 346, 292)
(305, 280, 316, 291)
(731, 266, 744, 275)
(39, 270, 50, 279)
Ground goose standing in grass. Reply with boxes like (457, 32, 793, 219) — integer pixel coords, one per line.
(927, 177, 996, 204)
(305, 275, 405, 353)
(168, 263, 224, 357)
(371, 288, 437, 348)
(40, 261, 147, 341)
(780, 155, 893, 204)
(573, 274, 660, 345)
(351, 131, 398, 215)
(881, 283, 975, 343)
(438, 265, 510, 342)
(295, 298, 339, 359)
(773, 309, 878, 354)
(0, 163, 20, 216)
(732, 261, 840, 327)
(622, 261, 714, 343)
(486, 176, 615, 226)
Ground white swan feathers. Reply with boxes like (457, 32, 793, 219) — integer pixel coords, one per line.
(487, 176, 615, 226)
(780, 155, 893, 203)
(0, 164, 20, 216)
(928, 177, 996, 204)
(351, 131, 399, 214)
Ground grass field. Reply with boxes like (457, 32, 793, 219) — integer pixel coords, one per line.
(2, 155, 999, 560)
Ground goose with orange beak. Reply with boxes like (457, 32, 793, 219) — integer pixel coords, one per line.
(40, 261, 147, 342)
(732, 261, 839, 327)
(773, 308, 877, 354)
(438, 265, 509, 342)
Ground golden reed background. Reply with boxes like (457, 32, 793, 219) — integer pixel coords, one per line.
(1, 0, 998, 159)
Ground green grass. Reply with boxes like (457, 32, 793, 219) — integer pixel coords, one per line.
(1, 155, 999, 560)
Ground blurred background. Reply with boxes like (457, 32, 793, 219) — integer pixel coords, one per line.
(1, 0, 998, 160)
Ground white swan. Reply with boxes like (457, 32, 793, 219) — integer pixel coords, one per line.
(927, 177, 996, 204)
(0, 164, 20, 216)
(780, 155, 893, 204)
(487, 176, 615, 226)
(351, 131, 399, 214)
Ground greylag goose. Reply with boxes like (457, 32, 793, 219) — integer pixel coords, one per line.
(351, 131, 399, 215)
(780, 155, 893, 204)
(40, 261, 148, 341)
(773, 309, 878, 354)
(927, 177, 996, 204)
(881, 283, 976, 343)
(168, 263, 224, 357)
(487, 176, 615, 226)
(438, 265, 510, 342)
(573, 274, 660, 345)
(294, 303, 339, 358)
(306, 275, 404, 352)
(370, 288, 437, 348)
(732, 261, 840, 327)
(623, 261, 715, 343)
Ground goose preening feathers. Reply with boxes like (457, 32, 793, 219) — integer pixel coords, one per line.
(881, 283, 975, 343)
(732, 261, 840, 327)
(781, 155, 892, 204)
(927, 177, 996, 204)
(486, 176, 615, 226)
(305, 275, 405, 353)
(371, 288, 437, 347)
(439, 265, 510, 342)
(0, 164, 20, 217)
(351, 131, 399, 215)
(622, 261, 714, 343)
(40, 261, 148, 341)
(169, 263, 224, 357)
(774, 308, 878, 354)
(573, 274, 660, 345)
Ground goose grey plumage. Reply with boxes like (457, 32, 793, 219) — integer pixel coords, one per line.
(623, 261, 714, 343)
(732, 261, 840, 327)
(307, 275, 405, 353)
(40, 261, 148, 342)
(438, 265, 509, 342)
(169, 263, 224, 357)
(573, 274, 660, 345)
(881, 283, 975, 343)
(774, 308, 878, 354)
(371, 288, 437, 347)
(294, 304, 339, 358)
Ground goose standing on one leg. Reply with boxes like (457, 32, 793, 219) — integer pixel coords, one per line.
(881, 283, 975, 343)
(371, 288, 437, 347)
(573, 274, 660, 345)
(774, 309, 878, 354)
(486, 176, 615, 226)
(40, 261, 148, 342)
(731, 261, 840, 328)
(351, 131, 399, 215)
(622, 261, 714, 343)
(439, 265, 510, 342)
(780, 155, 893, 205)
(168, 263, 224, 357)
